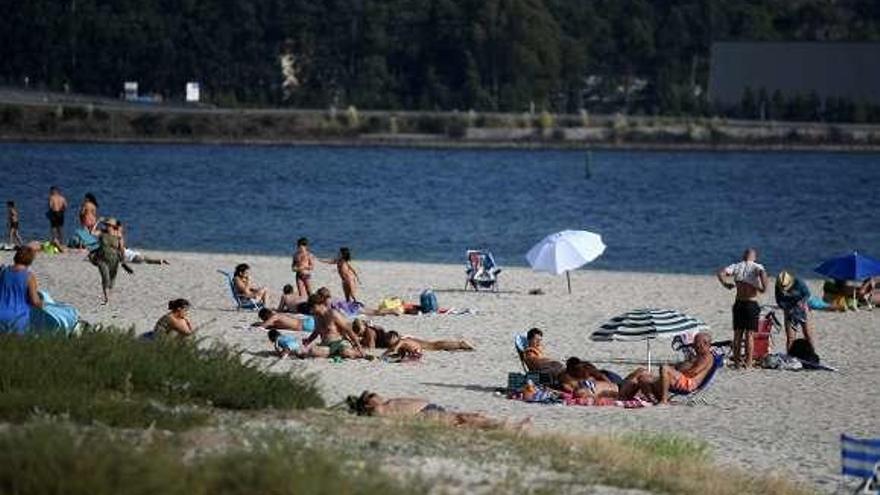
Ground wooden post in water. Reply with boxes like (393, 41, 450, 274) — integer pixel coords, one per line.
(584, 150, 593, 179)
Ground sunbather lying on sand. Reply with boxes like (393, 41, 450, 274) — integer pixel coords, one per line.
(557, 357, 619, 399)
(347, 391, 530, 431)
(522, 328, 564, 376)
(619, 332, 715, 404)
(251, 308, 313, 332)
(381, 330, 474, 359)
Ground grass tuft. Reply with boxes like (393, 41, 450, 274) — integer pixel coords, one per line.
(0, 326, 323, 429)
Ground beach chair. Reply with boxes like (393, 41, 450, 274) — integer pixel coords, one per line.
(841, 434, 880, 494)
(669, 351, 724, 405)
(465, 249, 501, 292)
(512, 333, 557, 388)
(217, 269, 263, 311)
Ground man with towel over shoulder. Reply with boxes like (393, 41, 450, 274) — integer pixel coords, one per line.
(717, 248, 768, 369)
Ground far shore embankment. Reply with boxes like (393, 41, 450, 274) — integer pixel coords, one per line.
(3, 95, 880, 153)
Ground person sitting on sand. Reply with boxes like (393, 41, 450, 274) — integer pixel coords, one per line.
(347, 391, 530, 431)
(78, 193, 99, 234)
(233, 263, 269, 306)
(717, 248, 768, 368)
(315, 286, 368, 317)
(557, 357, 619, 399)
(320, 246, 361, 303)
(300, 292, 369, 360)
(267, 329, 300, 358)
(619, 332, 715, 404)
(381, 330, 474, 359)
(153, 298, 194, 338)
(277, 284, 304, 313)
(252, 308, 314, 332)
(0, 246, 43, 334)
(521, 328, 565, 376)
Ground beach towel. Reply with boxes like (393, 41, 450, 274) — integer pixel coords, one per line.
(29, 290, 79, 334)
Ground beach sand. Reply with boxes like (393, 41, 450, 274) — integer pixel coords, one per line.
(16, 249, 879, 492)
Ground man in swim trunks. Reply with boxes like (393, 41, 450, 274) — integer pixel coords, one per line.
(292, 237, 315, 298)
(717, 248, 768, 368)
(619, 333, 715, 404)
(46, 186, 67, 247)
(252, 308, 314, 332)
(348, 391, 530, 431)
(521, 328, 565, 376)
(301, 292, 369, 359)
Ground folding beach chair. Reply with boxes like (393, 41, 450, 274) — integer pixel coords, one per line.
(217, 270, 263, 311)
(841, 434, 880, 494)
(511, 333, 557, 388)
(465, 249, 501, 292)
(669, 351, 724, 406)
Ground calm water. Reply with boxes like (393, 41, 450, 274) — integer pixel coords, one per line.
(1, 142, 878, 274)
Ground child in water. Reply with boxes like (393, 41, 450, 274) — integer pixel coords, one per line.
(322, 247, 361, 303)
(6, 201, 22, 246)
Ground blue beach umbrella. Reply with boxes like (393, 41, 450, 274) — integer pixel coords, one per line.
(814, 251, 880, 282)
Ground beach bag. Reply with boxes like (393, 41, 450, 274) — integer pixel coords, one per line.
(419, 289, 438, 313)
(789, 338, 820, 365)
(378, 297, 404, 314)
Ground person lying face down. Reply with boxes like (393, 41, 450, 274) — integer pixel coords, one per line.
(381, 331, 475, 359)
(252, 308, 313, 332)
(556, 357, 619, 399)
(347, 390, 530, 431)
(619, 332, 715, 404)
(522, 328, 564, 376)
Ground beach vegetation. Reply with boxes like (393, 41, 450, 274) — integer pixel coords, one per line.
(0, 326, 323, 430)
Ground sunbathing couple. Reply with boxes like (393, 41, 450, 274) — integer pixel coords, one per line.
(347, 391, 529, 431)
(522, 328, 715, 404)
(261, 288, 474, 360)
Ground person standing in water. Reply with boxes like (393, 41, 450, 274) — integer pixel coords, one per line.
(321, 246, 361, 303)
(291, 237, 315, 298)
(46, 186, 67, 246)
(717, 248, 768, 369)
(6, 201, 22, 246)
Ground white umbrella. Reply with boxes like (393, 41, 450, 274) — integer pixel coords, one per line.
(525, 230, 606, 293)
(591, 308, 708, 372)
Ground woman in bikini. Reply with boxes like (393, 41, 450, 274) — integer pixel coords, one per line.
(233, 263, 270, 306)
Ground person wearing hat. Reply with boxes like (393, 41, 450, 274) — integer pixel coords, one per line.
(775, 270, 816, 351)
(90, 217, 126, 305)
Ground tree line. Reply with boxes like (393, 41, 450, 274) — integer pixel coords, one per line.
(2, 0, 879, 119)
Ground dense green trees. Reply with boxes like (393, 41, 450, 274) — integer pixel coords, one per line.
(1, 0, 879, 117)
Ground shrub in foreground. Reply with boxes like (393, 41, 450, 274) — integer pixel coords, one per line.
(0, 327, 323, 428)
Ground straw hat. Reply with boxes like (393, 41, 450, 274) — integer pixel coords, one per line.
(777, 270, 794, 291)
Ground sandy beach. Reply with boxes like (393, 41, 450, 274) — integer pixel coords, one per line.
(13, 248, 879, 493)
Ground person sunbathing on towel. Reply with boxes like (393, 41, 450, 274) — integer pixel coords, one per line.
(299, 292, 370, 360)
(522, 328, 564, 376)
(381, 330, 474, 359)
(619, 332, 715, 404)
(251, 308, 314, 332)
(352, 319, 394, 348)
(347, 391, 530, 431)
(557, 357, 619, 399)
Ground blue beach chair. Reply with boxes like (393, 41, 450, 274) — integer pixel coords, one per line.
(669, 352, 724, 405)
(465, 249, 501, 292)
(841, 434, 880, 494)
(217, 270, 263, 311)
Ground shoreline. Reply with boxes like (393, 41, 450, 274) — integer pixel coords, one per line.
(5, 134, 880, 153)
(13, 249, 877, 493)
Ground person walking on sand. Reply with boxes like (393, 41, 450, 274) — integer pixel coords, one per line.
(321, 246, 361, 303)
(717, 248, 768, 368)
(6, 201, 22, 247)
(46, 186, 67, 246)
(91, 217, 127, 305)
(291, 237, 315, 298)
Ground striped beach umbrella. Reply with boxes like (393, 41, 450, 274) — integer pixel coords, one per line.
(591, 308, 709, 371)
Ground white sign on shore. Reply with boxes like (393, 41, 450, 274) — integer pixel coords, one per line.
(123, 81, 138, 101)
(186, 82, 200, 102)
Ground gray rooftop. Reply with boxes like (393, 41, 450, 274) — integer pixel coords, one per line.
(709, 42, 880, 106)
